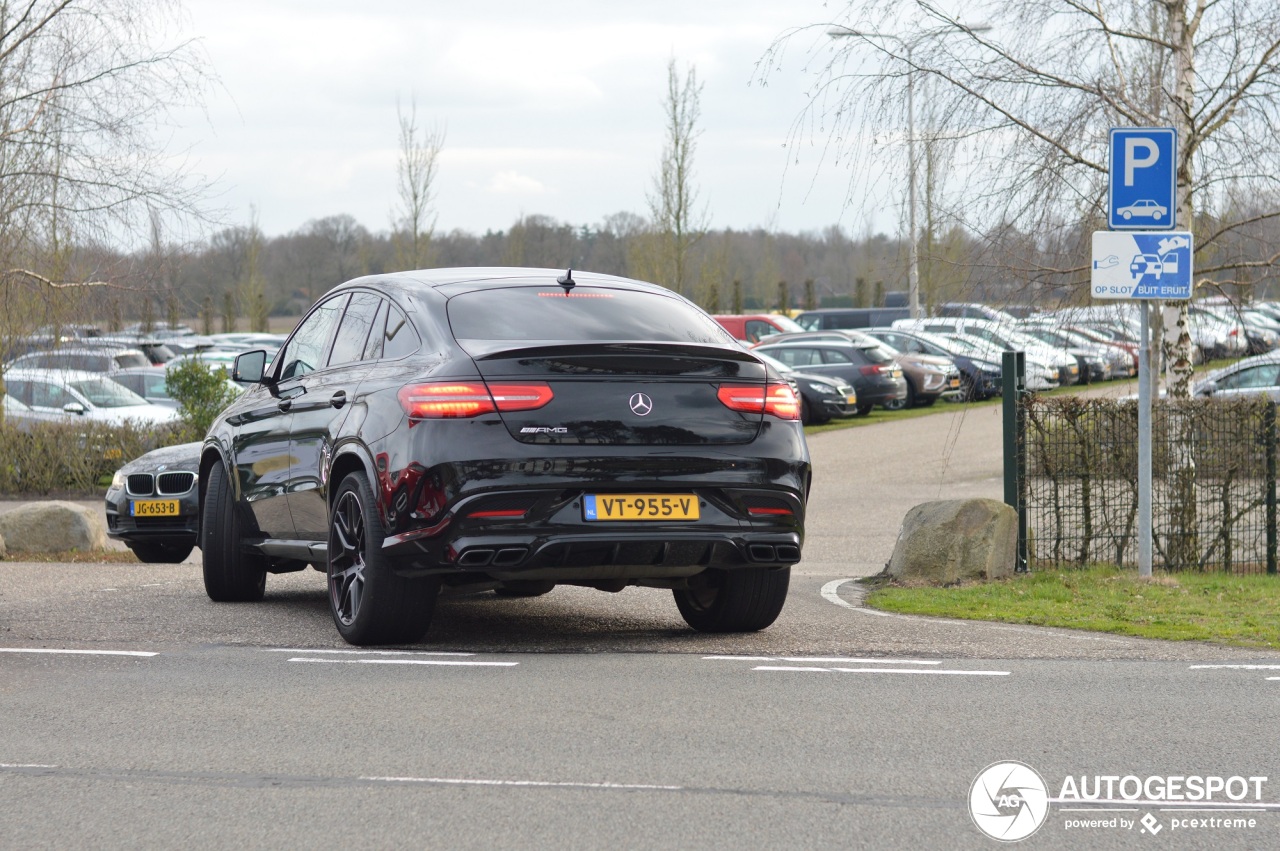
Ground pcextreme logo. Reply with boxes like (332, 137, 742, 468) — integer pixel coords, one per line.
(969, 761, 1050, 842)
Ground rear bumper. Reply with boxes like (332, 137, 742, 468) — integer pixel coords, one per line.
(381, 484, 806, 581)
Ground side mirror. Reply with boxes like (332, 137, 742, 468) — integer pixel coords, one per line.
(62, 402, 86, 415)
(1200, 380, 1217, 397)
(233, 350, 268, 384)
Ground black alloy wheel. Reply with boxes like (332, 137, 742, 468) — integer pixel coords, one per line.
(201, 462, 267, 602)
(328, 471, 440, 645)
(673, 566, 790, 632)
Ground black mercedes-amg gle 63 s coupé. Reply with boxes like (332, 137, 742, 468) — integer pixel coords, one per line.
(199, 268, 811, 645)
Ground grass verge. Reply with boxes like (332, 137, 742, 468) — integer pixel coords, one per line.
(863, 565, 1280, 648)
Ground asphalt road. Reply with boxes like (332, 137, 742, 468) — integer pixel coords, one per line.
(2, 397, 1279, 849)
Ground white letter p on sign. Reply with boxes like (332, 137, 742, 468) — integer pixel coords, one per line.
(1125, 138, 1159, 185)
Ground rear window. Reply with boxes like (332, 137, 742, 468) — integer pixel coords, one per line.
(447, 286, 735, 350)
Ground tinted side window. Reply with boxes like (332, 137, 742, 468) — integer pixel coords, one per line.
(822, 349, 854, 364)
(362, 300, 388, 360)
(6, 380, 32, 406)
(277, 295, 349, 380)
(329, 292, 382, 366)
(32, 381, 72, 408)
(745, 320, 775, 343)
(382, 303, 419, 360)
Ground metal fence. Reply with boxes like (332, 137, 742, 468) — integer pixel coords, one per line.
(1014, 394, 1278, 574)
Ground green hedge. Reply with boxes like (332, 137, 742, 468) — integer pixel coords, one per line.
(0, 420, 181, 496)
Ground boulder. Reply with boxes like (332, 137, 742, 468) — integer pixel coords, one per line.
(0, 501, 107, 554)
(886, 498, 1017, 584)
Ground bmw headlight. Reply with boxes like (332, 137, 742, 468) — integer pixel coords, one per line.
(806, 381, 839, 396)
(109, 470, 125, 490)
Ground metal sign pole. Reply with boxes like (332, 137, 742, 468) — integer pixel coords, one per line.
(1138, 304, 1152, 577)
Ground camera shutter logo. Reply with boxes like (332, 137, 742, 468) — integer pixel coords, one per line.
(969, 761, 1050, 842)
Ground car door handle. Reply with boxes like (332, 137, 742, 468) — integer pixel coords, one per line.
(330, 391, 347, 409)
(277, 398, 292, 412)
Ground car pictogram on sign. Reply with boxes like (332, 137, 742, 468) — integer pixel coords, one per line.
(1116, 199, 1168, 221)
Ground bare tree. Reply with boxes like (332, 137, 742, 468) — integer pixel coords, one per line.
(646, 58, 709, 295)
(240, 208, 269, 333)
(765, 0, 1280, 394)
(392, 98, 445, 270)
(0, 0, 211, 363)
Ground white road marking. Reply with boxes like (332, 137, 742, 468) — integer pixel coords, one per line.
(264, 648, 475, 656)
(362, 775, 682, 791)
(0, 764, 57, 768)
(0, 648, 156, 657)
(1189, 664, 1280, 669)
(704, 655, 941, 665)
(754, 665, 1009, 676)
(288, 658, 518, 667)
(820, 578, 892, 616)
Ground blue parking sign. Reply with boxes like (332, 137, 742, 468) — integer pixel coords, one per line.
(1109, 128, 1177, 230)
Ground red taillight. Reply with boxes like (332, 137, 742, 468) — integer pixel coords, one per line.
(859, 364, 884, 376)
(487, 383, 555, 412)
(748, 507, 793, 516)
(468, 509, 527, 519)
(398, 382, 553, 420)
(717, 383, 801, 421)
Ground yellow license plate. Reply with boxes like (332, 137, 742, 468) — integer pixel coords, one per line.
(949, 378, 961, 388)
(846, 394, 858, 404)
(584, 494, 699, 521)
(131, 499, 180, 517)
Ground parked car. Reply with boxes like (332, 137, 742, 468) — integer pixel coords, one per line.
(104, 442, 202, 563)
(1016, 325, 1115, 383)
(1194, 351, 1280, 401)
(111, 365, 243, 409)
(84, 336, 178, 365)
(793, 307, 909, 331)
(755, 351, 857, 424)
(200, 268, 810, 645)
(893, 316, 1075, 388)
(711, 313, 806, 344)
(753, 338, 907, 414)
(6, 346, 150, 374)
(1, 368, 181, 428)
(860, 327, 1002, 401)
(755, 330, 959, 409)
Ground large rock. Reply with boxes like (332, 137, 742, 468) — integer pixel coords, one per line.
(0, 501, 107, 554)
(886, 498, 1017, 584)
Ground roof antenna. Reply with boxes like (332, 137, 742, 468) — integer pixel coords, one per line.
(556, 267, 575, 293)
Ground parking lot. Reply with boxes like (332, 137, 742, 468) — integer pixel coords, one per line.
(4, 393, 1280, 849)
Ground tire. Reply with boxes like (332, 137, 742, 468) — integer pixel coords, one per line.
(1123, 210, 1133, 220)
(1153, 211, 1163, 220)
(328, 471, 440, 645)
(129, 542, 194, 564)
(884, 382, 915, 411)
(959, 374, 979, 402)
(799, 396, 813, 425)
(201, 462, 267, 602)
(856, 402, 875, 416)
(494, 580, 556, 598)
(673, 566, 790, 632)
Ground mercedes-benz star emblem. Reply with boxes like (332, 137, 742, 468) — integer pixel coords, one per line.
(629, 392, 654, 416)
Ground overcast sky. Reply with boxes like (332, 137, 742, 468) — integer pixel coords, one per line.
(173, 0, 898, 240)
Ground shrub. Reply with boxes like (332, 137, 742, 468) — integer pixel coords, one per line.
(166, 359, 241, 442)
